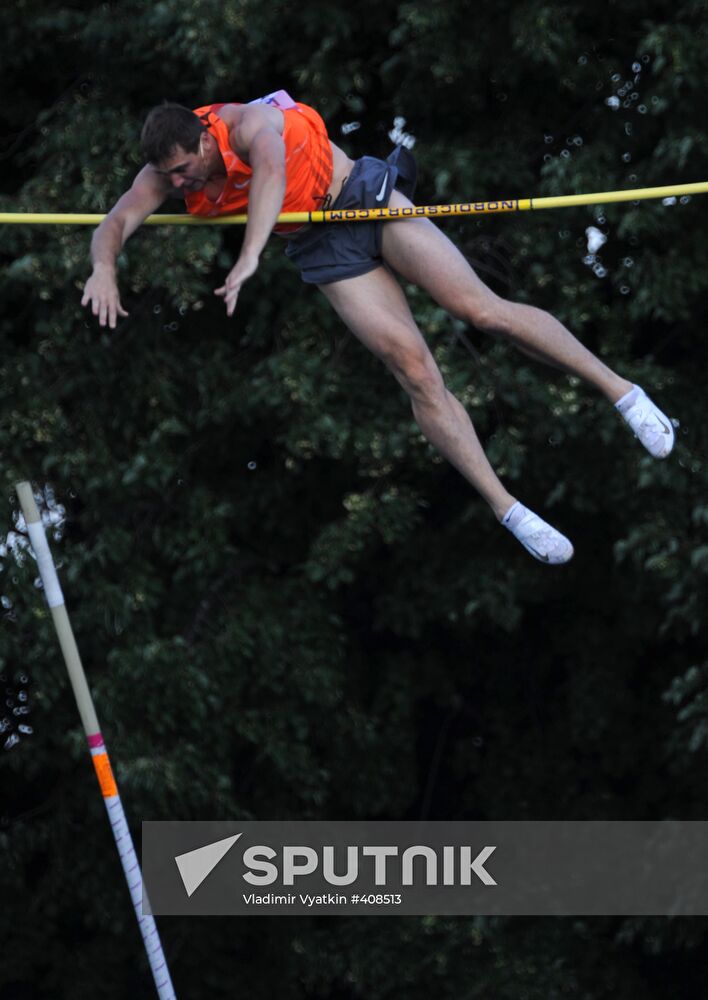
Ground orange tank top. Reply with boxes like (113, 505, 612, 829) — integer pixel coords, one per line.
(185, 101, 333, 233)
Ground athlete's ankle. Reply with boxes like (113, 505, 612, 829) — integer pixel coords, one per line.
(495, 496, 518, 522)
(606, 377, 634, 405)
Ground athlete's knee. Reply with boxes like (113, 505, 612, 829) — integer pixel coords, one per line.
(462, 294, 515, 335)
(386, 344, 445, 401)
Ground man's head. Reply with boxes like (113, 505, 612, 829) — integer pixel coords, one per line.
(141, 102, 213, 190)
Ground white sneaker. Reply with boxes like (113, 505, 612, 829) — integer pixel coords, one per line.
(615, 384, 675, 459)
(501, 501, 574, 564)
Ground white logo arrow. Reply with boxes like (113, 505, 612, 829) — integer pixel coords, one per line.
(175, 833, 242, 897)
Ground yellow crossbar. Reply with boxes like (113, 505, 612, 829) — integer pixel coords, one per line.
(1, 181, 706, 225)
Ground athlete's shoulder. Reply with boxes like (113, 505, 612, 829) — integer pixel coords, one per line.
(190, 102, 243, 126)
(213, 103, 245, 128)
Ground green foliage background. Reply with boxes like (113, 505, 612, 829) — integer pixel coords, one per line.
(1, 0, 708, 996)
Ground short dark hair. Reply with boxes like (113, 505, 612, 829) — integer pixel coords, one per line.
(140, 102, 206, 164)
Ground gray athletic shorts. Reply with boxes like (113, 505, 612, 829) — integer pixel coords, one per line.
(283, 145, 418, 285)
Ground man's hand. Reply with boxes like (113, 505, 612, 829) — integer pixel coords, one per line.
(81, 263, 129, 329)
(213, 111, 286, 318)
(81, 164, 170, 330)
(214, 252, 260, 317)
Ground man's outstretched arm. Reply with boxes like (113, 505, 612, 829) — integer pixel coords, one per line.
(81, 165, 169, 328)
(214, 107, 287, 317)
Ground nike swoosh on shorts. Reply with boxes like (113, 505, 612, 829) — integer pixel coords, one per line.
(375, 175, 388, 202)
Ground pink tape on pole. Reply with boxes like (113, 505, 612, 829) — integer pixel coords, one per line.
(87, 732, 104, 749)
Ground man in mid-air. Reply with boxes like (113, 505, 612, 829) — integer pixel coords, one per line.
(81, 91, 675, 565)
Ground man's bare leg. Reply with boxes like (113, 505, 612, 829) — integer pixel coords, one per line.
(319, 266, 516, 519)
(381, 191, 632, 403)
(380, 190, 675, 459)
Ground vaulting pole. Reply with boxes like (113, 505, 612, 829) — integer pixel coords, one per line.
(15, 482, 177, 1000)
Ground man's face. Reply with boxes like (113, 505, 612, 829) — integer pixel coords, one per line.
(154, 142, 208, 191)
